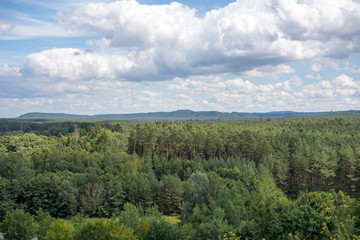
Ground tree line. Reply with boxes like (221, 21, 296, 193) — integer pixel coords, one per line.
(1, 117, 360, 239)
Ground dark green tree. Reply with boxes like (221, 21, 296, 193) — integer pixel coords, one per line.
(0, 209, 37, 240)
(158, 175, 183, 215)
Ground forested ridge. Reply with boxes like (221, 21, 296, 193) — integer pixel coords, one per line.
(15, 109, 360, 120)
(1, 117, 360, 239)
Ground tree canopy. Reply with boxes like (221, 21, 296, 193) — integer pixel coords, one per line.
(1, 117, 360, 239)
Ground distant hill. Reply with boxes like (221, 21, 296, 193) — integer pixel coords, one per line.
(18, 112, 93, 120)
(18, 110, 239, 121)
(18, 110, 360, 121)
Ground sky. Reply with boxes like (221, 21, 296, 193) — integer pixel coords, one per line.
(0, 0, 360, 117)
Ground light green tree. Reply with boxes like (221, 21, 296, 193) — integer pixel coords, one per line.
(74, 219, 137, 240)
(45, 219, 74, 240)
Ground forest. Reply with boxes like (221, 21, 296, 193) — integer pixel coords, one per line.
(1, 117, 360, 239)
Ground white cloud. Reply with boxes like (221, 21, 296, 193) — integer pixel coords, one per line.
(309, 58, 340, 73)
(0, 22, 12, 34)
(4, 23, 79, 40)
(55, 1, 309, 79)
(311, 63, 322, 72)
(302, 74, 359, 98)
(163, 74, 360, 112)
(305, 74, 322, 80)
(241, 64, 294, 78)
(277, 0, 360, 40)
(22, 48, 134, 80)
(1, 0, 360, 116)
(277, 0, 360, 59)
(1, 72, 359, 117)
(8, 0, 359, 82)
(0, 65, 21, 77)
(64, 1, 199, 49)
(52, 0, 358, 81)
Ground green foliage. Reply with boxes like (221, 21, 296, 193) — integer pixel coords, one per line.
(35, 208, 55, 240)
(158, 175, 183, 215)
(0, 152, 34, 202)
(0, 209, 37, 240)
(128, 174, 154, 209)
(74, 218, 137, 240)
(188, 170, 210, 206)
(136, 220, 150, 240)
(0, 176, 15, 221)
(219, 232, 241, 240)
(181, 171, 210, 223)
(45, 219, 74, 240)
(1, 118, 360, 239)
(23, 172, 78, 217)
(118, 203, 141, 230)
(79, 182, 106, 217)
(144, 205, 162, 219)
(143, 217, 177, 240)
(278, 203, 324, 239)
(195, 206, 230, 240)
(99, 178, 125, 217)
(296, 191, 359, 239)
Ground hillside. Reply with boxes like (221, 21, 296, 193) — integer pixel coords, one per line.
(17, 110, 360, 120)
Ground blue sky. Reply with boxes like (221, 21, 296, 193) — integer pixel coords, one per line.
(0, 0, 360, 117)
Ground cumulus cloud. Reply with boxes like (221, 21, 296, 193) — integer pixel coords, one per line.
(164, 74, 360, 112)
(54, 0, 360, 81)
(277, 0, 360, 43)
(13, 0, 359, 82)
(1, 0, 360, 116)
(302, 74, 359, 98)
(65, 1, 198, 49)
(22, 48, 134, 80)
(1, 72, 359, 117)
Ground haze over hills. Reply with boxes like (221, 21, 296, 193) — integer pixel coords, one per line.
(17, 110, 360, 121)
